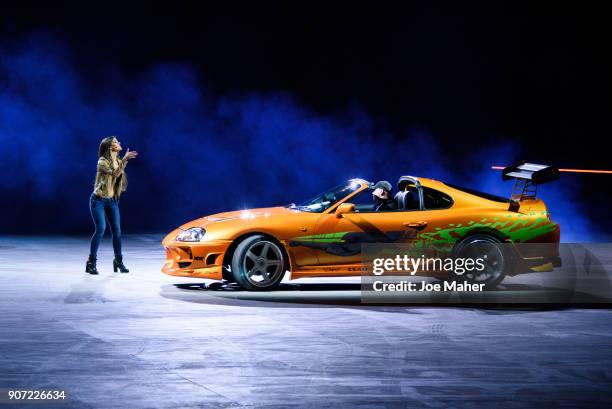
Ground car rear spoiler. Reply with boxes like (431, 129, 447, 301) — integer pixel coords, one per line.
(492, 162, 612, 211)
(498, 162, 559, 211)
(501, 162, 560, 185)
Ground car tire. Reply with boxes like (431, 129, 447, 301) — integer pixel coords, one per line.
(452, 234, 509, 289)
(231, 235, 286, 291)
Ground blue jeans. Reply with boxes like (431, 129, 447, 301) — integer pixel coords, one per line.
(89, 193, 122, 258)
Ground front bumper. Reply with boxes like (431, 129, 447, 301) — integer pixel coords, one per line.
(162, 240, 232, 280)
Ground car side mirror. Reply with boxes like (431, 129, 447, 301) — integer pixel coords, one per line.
(335, 203, 355, 218)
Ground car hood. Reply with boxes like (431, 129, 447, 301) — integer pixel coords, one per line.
(179, 206, 298, 229)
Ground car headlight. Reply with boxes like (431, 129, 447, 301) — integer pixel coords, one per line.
(176, 227, 205, 242)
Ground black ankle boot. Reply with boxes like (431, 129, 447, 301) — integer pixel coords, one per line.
(113, 256, 129, 273)
(86, 256, 99, 275)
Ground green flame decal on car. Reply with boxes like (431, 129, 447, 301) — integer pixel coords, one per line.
(290, 232, 349, 243)
(289, 211, 557, 257)
(417, 211, 557, 245)
(289, 230, 414, 256)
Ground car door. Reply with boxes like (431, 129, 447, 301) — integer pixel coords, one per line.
(311, 209, 423, 267)
(308, 185, 456, 269)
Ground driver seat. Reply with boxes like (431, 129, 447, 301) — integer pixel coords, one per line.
(394, 191, 408, 210)
(394, 189, 419, 210)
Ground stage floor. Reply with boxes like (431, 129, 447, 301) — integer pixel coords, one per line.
(1, 235, 611, 408)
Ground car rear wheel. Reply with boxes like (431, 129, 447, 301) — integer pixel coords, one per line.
(231, 235, 286, 291)
(453, 235, 509, 289)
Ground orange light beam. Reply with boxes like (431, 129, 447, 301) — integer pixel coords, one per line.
(491, 166, 612, 174)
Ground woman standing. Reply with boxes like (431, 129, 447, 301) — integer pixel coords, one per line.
(86, 136, 138, 275)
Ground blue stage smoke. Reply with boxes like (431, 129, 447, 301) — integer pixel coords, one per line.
(0, 33, 603, 241)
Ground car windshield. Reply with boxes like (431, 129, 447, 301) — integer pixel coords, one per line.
(291, 181, 362, 213)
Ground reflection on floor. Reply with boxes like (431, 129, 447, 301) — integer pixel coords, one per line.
(0, 235, 611, 408)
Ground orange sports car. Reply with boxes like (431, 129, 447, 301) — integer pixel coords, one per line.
(162, 162, 561, 290)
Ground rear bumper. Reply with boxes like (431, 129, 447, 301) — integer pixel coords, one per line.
(519, 255, 562, 273)
(162, 240, 232, 280)
(511, 231, 562, 274)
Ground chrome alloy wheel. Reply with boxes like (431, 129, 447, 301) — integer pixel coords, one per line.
(241, 240, 284, 288)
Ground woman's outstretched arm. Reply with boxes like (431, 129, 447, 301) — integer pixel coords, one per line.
(97, 157, 127, 177)
(97, 149, 137, 177)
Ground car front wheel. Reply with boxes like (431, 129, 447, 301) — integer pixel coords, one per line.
(231, 235, 286, 291)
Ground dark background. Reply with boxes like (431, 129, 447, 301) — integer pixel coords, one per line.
(1, 2, 610, 241)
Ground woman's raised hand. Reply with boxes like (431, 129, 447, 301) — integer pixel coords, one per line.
(123, 148, 139, 161)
